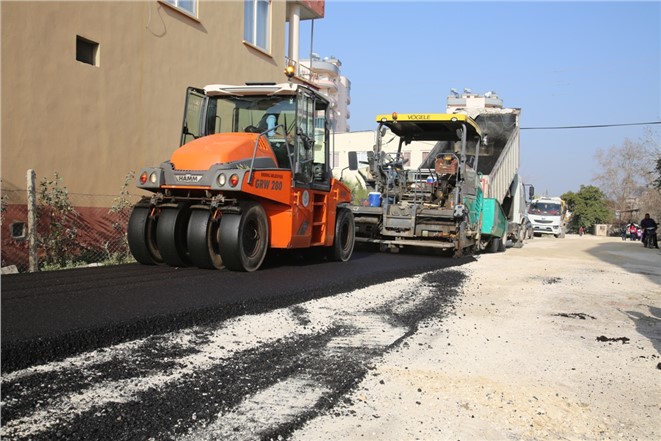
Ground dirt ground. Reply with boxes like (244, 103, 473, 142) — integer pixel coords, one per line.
(292, 234, 661, 441)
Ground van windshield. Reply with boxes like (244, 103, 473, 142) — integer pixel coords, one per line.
(528, 202, 562, 215)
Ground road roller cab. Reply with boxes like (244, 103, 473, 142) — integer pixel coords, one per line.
(128, 82, 355, 271)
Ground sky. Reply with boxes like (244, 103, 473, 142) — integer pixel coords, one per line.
(294, 0, 661, 197)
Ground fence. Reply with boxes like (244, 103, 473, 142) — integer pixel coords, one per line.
(1, 174, 141, 273)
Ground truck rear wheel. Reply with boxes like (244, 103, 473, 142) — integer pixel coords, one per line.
(513, 228, 524, 248)
(127, 205, 162, 265)
(187, 209, 223, 270)
(328, 207, 355, 262)
(488, 237, 501, 253)
(219, 202, 268, 272)
(156, 204, 192, 267)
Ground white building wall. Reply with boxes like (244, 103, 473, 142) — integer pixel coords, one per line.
(331, 130, 437, 172)
(302, 55, 351, 133)
(334, 76, 350, 132)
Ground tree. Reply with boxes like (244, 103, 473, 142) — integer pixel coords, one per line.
(562, 185, 611, 232)
(644, 127, 661, 190)
(638, 128, 661, 221)
(593, 130, 661, 222)
(593, 138, 647, 206)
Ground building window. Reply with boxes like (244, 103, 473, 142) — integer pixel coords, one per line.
(244, 0, 270, 51)
(164, 0, 197, 16)
(76, 36, 99, 66)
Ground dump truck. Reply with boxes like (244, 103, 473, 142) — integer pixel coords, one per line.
(347, 93, 526, 256)
(448, 102, 529, 248)
(527, 196, 569, 238)
(127, 81, 355, 271)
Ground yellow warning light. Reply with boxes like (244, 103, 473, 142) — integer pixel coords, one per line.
(391, 112, 398, 121)
(284, 65, 296, 78)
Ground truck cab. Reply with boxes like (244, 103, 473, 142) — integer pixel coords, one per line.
(527, 196, 567, 238)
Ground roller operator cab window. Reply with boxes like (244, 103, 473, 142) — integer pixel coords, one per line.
(179, 88, 331, 177)
(180, 88, 297, 167)
(294, 91, 330, 185)
(181, 89, 296, 141)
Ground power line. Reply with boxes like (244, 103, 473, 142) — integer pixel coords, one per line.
(521, 121, 661, 130)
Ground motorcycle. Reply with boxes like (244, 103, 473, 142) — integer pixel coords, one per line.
(642, 226, 658, 249)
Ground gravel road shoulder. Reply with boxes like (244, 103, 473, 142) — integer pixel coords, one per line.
(292, 235, 661, 440)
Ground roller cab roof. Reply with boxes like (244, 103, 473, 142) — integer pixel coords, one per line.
(203, 82, 299, 97)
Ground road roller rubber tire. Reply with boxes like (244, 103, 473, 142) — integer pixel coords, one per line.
(127, 205, 162, 265)
(327, 207, 355, 262)
(187, 209, 224, 270)
(156, 204, 192, 267)
(219, 202, 268, 272)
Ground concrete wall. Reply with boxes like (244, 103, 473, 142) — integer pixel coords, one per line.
(594, 224, 611, 236)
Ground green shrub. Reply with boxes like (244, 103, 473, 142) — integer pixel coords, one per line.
(37, 173, 80, 269)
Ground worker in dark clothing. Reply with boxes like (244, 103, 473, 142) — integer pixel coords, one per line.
(640, 213, 659, 248)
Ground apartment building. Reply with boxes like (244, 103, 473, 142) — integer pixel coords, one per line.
(2, 0, 324, 200)
(0, 0, 324, 269)
(300, 54, 351, 133)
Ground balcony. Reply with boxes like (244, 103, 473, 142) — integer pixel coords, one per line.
(314, 76, 337, 91)
(286, 1, 325, 20)
(309, 60, 339, 76)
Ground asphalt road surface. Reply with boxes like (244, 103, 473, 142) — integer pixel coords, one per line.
(1, 247, 470, 441)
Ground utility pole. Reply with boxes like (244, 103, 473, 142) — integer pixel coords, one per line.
(27, 169, 39, 272)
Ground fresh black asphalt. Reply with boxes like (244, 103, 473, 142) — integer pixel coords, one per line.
(1, 249, 473, 372)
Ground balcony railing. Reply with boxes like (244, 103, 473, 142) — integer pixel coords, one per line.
(285, 57, 317, 83)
